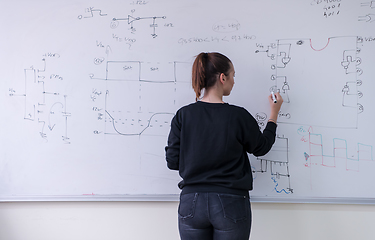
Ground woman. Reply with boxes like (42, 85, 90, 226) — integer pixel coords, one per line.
(165, 52, 283, 240)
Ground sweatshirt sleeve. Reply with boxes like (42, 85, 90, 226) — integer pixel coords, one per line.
(165, 113, 181, 170)
(252, 121, 277, 156)
(241, 109, 277, 157)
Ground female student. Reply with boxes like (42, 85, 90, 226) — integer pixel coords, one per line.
(165, 52, 283, 240)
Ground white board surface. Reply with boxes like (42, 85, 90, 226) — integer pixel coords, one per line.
(1, 0, 375, 203)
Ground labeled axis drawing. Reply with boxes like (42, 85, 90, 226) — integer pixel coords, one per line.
(90, 60, 192, 137)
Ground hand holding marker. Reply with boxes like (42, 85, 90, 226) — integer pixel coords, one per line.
(271, 91, 277, 103)
(268, 91, 283, 124)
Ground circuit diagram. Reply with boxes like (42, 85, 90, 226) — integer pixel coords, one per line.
(110, 9, 167, 38)
(255, 36, 364, 129)
(8, 54, 71, 144)
(251, 136, 293, 194)
(254, 34, 374, 194)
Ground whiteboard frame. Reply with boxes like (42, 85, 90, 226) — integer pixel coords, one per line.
(1, 195, 374, 205)
(2, 0, 375, 205)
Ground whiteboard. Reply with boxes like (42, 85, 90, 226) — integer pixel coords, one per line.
(1, 0, 375, 203)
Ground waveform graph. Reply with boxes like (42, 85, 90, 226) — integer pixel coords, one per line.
(102, 61, 183, 137)
(306, 129, 374, 172)
(103, 79, 174, 137)
(105, 110, 173, 137)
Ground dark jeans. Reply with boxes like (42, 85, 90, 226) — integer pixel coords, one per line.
(178, 192, 251, 240)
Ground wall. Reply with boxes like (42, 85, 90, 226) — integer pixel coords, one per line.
(1, 202, 374, 240)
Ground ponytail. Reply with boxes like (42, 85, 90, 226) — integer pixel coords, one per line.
(192, 53, 207, 101)
(191, 52, 232, 101)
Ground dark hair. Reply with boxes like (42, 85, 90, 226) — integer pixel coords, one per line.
(192, 52, 232, 101)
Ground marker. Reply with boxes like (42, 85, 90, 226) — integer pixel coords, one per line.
(271, 91, 277, 103)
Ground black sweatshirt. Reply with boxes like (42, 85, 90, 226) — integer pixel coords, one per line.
(165, 101, 277, 196)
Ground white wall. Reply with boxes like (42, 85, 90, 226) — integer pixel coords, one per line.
(1, 202, 374, 240)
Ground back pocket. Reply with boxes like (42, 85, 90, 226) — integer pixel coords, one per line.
(178, 193, 199, 219)
(218, 194, 248, 223)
